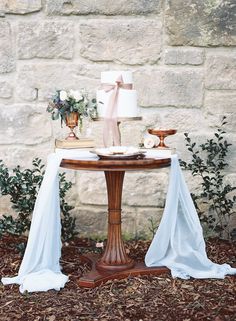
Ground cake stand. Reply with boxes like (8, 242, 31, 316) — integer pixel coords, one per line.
(148, 129, 177, 148)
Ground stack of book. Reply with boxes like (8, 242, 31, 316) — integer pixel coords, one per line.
(55, 138, 95, 149)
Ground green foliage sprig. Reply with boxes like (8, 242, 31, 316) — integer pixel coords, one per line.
(180, 117, 236, 240)
(0, 158, 78, 243)
(148, 217, 159, 239)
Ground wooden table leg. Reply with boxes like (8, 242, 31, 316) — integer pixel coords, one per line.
(77, 170, 169, 288)
(96, 171, 134, 271)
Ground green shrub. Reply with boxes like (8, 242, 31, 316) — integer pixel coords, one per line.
(147, 217, 159, 239)
(180, 117, 236, 240)
(0, 158, 77, 242)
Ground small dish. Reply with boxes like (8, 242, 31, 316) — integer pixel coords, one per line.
(91, 146, 146, 160)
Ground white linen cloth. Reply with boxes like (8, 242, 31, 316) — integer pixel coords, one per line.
(145, 154, 236, 279)
(1, 149, 98, 293)
(1, 151, 235, 293)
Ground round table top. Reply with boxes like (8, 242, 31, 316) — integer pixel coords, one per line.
(60, 157, 171, 171)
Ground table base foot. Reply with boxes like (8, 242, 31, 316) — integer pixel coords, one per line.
(77, 254, 170, 288)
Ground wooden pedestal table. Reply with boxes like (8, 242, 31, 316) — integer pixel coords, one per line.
(60, 157, 171, 288)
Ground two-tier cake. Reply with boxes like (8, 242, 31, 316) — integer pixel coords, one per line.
(96, 70, 138, 118)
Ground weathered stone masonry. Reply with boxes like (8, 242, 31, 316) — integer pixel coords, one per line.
(0, 0, 235, 236)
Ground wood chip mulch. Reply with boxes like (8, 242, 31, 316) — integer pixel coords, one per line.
(0, 235, 235, 321)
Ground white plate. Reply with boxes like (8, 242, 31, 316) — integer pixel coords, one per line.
(95, 146, 139, 155)
(91, 147, 146, 159)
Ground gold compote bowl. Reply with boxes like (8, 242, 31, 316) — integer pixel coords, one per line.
(148, 129, 177, 148)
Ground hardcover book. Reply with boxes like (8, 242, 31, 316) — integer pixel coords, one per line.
(55, 138, 95, 149)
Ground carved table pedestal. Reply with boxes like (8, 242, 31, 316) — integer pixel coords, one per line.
(60, 157, 171, 287)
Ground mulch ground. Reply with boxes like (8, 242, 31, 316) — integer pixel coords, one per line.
(0, 236, 235, 321)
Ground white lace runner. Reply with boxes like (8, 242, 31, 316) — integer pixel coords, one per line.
(1, 151, 235, 293)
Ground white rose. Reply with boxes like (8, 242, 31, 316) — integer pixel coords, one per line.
(73, 90, 83, 102)
(59, 90, 68, 101)
(144, 137, 155, 149)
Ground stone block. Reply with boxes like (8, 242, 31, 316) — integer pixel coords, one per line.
(0, 104, 52, 145)
(165, 0, 236, 46)
(119, 119, 145, 147)
(16, 64, 103, 102)
(73, 205, 138, 238)
(87, 115, 158, 148)
(51, 117, 99, 147)
(54, 118, 103, 147)
(224, 174, 236, 189)
(134, 68, 203, 107)
(182, 171, 203, 196)
(87, 123, 109, 148)
(78, 172, 107, 205)
(17, 22, 74, 59)
(173, 133, 212, 167)
(2, 0, 42, 14)
(121, 208, 137, 237)
(0, 81, 13, 98)
(204, 91, 236, 131)
(122, 171, 169, 207)
(177, 131, 236, 174)
(205, 52, 236, 90)
(89, 117, 147, 148)
(160, 108, 208, 133)
(0, 21, 14, 73)
(164, 47, 204, 65)
(73, 206, 107, 236)
(136, 208, 163, 238)
(226, 135, 236, 173)
(46, 0, 161, 15)
(80, 20, 162, 64)
(78, 170, 169, 208)
(223, 174, 236, 228)
(0, 1, 5, 16)
(0, 195, 16, 218)
(0, 143, 52, 169)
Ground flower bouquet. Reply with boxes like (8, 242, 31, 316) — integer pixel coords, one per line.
(47, 89, 97, 140)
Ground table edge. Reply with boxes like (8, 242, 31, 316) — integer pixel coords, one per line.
(60, 157, 171, 171)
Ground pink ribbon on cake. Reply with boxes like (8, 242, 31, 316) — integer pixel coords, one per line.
(101, 75, 133, 147)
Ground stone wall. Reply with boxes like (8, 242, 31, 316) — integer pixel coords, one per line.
(0, 0, 235, 237)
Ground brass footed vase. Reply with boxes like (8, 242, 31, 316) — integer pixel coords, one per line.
(65, 112, 79, 140)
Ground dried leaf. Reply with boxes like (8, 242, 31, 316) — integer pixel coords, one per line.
(0, 236, 235, 321)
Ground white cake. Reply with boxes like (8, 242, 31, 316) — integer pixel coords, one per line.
(97, 71, 138, 118)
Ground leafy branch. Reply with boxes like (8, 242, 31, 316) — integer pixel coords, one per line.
(180, 117, 236, 240)
(0, 158, 78, 243)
